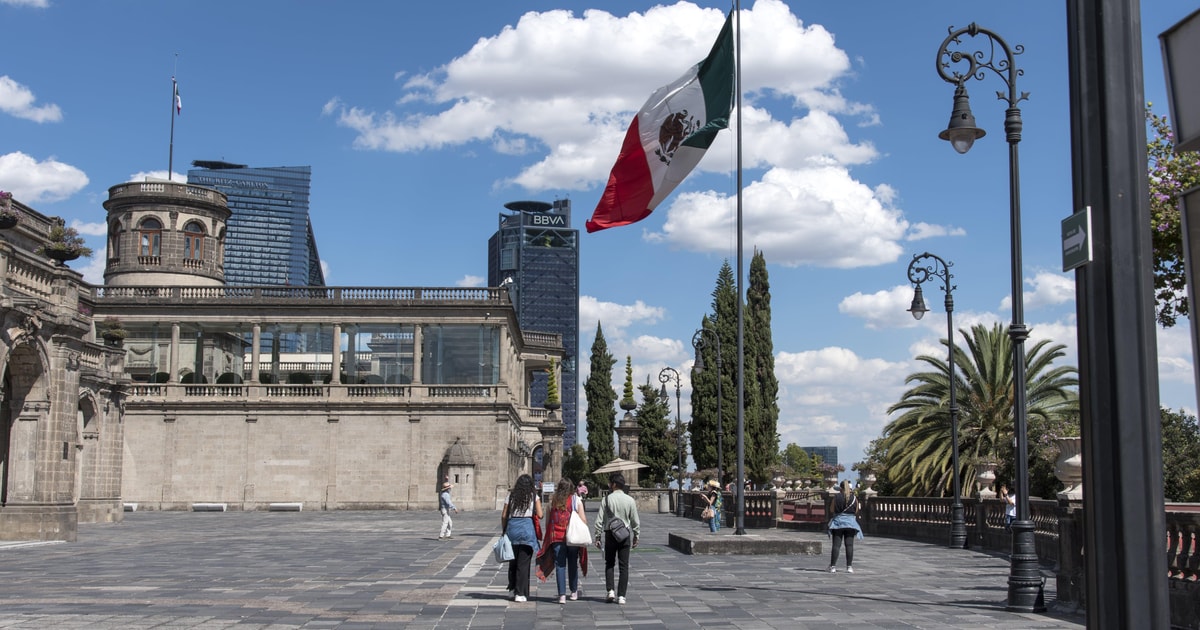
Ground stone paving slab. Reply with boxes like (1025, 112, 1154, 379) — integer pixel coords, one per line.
(0, 509, 1085, 629)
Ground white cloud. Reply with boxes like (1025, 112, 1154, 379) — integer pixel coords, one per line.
(77, 255, 106, 286)
(320, 260, 331, 283)
(1000, 270, 1076, 311)
(127, 170, 187, 183)
(906, 222, 966, 240)
(578, 295, 666, 341)
(0, 76, 61, 123)
(0, 152, 88, 203)
(1158, 324, 1195, 386)
(654, 166, 907, 268)
(839, 284, 916, 329)
(330, 0, 865, 192)
(456, 274, 485, 287)
(71, 220, 106, 237)
(774, 347, 911, 464)
(0, 0, 50, 7)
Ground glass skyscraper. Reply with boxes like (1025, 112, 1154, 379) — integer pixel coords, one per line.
(488, 199, 580, 449)
(187, 161, 324, 287)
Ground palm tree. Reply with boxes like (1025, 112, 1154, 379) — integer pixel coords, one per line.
(882, 323, 1078, 497)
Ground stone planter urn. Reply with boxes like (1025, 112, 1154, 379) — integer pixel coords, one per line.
(824, 474, 839, 492)
(1054, 436, 1083, 501)
(860, 472, 878, 499)
(976, 461, 998, 499)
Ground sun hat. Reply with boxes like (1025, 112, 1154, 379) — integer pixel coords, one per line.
(707, 479, 720, 489)
(441, 481, 452, 490)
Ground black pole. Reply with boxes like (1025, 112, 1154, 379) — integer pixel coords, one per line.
(906, 252, 967, 549)
(659, 367, 684, 517)
(1066, 0, 1169, 626)
(733, 0, 745, 537)
(935, 24, 1041, 611)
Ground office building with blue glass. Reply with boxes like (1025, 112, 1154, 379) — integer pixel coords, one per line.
(187, 161, 325, 288)
(488, 199, 580, 449)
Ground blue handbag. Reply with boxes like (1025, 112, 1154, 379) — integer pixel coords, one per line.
(493, 534, 515, 563)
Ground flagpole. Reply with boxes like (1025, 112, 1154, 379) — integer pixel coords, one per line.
(733, 0, 746, 536)
(169, 54, 178, 182)
(169, 76, 176, 182)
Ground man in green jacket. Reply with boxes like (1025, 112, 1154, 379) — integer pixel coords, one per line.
(593, 472, 640, 605)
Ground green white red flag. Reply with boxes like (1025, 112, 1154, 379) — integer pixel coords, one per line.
(586, 11, 734, 233)
(174, 79, 182, 115)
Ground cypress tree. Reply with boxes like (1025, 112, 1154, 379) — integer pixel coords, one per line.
(634, 380, 673, 486)
(690, 261, 738, 484)
(745, 249, 780, 484)
(584, 322, 617, 474)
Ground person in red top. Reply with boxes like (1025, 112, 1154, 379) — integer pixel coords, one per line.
(537, 477, 589, 603)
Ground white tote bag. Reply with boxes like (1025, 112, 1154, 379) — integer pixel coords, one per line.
(565, 496, 591, 546)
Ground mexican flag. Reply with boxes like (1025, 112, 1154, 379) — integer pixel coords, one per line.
(586, 11, 734, 234)
(174, 80, 182, 115)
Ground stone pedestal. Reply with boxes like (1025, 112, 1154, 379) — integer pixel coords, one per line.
(1054, 436, 1083, 501)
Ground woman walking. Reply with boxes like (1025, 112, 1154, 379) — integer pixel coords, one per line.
(536, 478, 589, 603)
(702, 478, 723, 533)
(828, 480, 863, 573)
(501, 474, 542, 601)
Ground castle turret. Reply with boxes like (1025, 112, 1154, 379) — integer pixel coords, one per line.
(102, 180, 230, 287)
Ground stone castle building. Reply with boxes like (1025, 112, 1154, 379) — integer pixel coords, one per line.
(0, 181, 566, 541)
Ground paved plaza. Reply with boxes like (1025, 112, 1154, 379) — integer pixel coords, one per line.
(0, 508, 1085, 629)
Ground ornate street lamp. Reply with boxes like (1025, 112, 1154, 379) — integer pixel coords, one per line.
(658, 366, 684, 517)
(936, 23, 1042, 611)
(906, 252, 967, 549)
(691, 328, 723, 488)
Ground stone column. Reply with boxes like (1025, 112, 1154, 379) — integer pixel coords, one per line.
(346, 327, 357, 383)
(250, 323, 261, 383)
(169, 322, 180, 383)
(615, 410, 641, 486)
(330, 324, 342, 385)
(539, 410, 566, 484)
(411, 325, 423, 384)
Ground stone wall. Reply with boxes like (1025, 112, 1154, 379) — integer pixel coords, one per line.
(120, 400, 536, 512)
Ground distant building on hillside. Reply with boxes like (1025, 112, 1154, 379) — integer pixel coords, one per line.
(801, 446, 838, 468)
(487, 199, 580, 452)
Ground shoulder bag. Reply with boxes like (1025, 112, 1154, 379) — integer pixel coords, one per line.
(601, 496, 632, 543)
(566, 496, 591, 546)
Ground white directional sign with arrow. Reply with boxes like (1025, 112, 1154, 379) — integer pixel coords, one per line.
(1062, 206, 1093, 272)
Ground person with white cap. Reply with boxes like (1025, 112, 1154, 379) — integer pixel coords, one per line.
(438, 480, 458, 540)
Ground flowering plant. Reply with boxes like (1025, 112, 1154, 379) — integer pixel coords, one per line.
(1147, 105, 1200, 327)
(817, 462, 845, 476)
(0, 191, 19, 221)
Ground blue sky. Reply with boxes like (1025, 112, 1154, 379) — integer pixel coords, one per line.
(2, 0, 1196, 473)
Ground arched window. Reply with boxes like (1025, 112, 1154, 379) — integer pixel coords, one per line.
(184, 221, 205, 260)
(109, 220, 122, 259)
(139, 218, 162, 257)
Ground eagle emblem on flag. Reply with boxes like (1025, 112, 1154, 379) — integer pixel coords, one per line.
(655, 110, 701, 164)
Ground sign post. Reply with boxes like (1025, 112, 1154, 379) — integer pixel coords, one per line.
(1062, 206, 1093, 271)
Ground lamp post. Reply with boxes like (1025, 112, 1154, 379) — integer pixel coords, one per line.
(906, 252, 967, 550)
(691, 328, 723, 488)
(936, 24, 1042, 611)
(658, 366, 684, 516)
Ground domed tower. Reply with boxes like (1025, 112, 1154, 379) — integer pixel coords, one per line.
(102, 180, 231, 287)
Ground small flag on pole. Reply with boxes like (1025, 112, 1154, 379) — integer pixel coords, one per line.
(586, 11, 734, 233)
(174, 79, 182, 115)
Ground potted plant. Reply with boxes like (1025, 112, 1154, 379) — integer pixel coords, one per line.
(36, 219, 93, 265)
(98, 317, 128, 347)
(619, 356, 637, 411)
(0, 191, 18, 229)
(544, 357, 561, 410)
